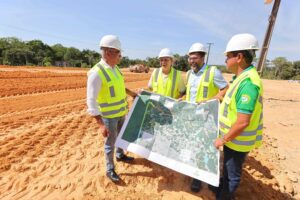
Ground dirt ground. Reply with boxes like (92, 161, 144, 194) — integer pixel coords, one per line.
(0, 66, 299, 200)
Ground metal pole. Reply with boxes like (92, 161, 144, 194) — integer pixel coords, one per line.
(206, 42, 213, 64)
(257, 0, 281, 75)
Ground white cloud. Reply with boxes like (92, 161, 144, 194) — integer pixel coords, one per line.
(174, 10, 232, 40)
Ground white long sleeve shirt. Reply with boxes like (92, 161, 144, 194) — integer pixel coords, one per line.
(86, 59, 119, 116)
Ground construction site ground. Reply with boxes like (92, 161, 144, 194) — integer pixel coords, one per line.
(0, 66, 299, 200)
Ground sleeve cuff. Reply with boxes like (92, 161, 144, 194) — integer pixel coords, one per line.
(237, 109, 253, 114)
(87, 109, 101, 116)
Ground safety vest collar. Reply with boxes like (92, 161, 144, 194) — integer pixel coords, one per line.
(231, 65, 255, 82)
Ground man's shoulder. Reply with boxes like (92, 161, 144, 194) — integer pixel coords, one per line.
(209, 66, 226, 79)
(208, 65, 221, 73)
(238, 78, 260, 93)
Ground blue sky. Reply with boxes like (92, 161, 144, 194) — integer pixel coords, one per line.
(0, 0, 299, 65)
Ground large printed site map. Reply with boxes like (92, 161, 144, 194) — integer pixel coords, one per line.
(116, 91, 220, 186)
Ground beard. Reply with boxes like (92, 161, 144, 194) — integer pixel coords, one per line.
(191, 63, 202, 73)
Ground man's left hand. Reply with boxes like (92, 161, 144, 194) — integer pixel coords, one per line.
(214, 138, 224, 149)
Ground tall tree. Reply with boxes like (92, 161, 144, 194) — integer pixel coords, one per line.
(272, 57, 296, 80)
(82, 49, 100, 67)
(64, 47, 82, 67)
(27, 40, 53, 65)
(52, 44, 67, 61)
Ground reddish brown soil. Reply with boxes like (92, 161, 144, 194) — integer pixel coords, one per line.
(0, 66, 299, 200)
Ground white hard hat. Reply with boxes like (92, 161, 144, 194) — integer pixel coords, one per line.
(225, 33, 259, 55)
(189, 43, 207, 54)
(158, 48, 173, 58)
(99, 35, 122, 51)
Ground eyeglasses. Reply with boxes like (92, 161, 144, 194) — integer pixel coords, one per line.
(108, 49, 120, 55)
(226, 53, 238, 61)
(159, 57, 172, 62)
(188, 56, 201, 61)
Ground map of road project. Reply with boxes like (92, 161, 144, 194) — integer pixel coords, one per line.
(116, 91, 220, 186)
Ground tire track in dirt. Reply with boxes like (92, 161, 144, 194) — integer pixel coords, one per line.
(0, 87, 85, 100)
(0, 99, 85, 118)
(0, 68, 148, 98)
(0, 109, 101, 200)
(0, 100, 85, 134)
(2, 67, 295, 199)
(0, 108, 88, 172)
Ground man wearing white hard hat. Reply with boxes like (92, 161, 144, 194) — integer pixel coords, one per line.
(214, 33, 263, 200)
(86, 35, 134, 183)
(148, 48, 185, 98)
(187, 42, 229, 193)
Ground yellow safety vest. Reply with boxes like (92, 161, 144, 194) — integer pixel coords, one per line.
(186, 65, 219, 102)
(88, 63, 128, 118)
(219, 67, 263, 152)
(151, 67, 181, 99)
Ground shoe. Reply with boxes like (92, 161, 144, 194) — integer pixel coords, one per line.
(116, 154, 134, 162)
(106, 170, 120, 182)
(190, 178, 202, 193)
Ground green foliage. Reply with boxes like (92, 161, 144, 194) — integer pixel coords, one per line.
(261, 67, 276, 79)
(293, 74, 300, 80)
(146, 57, 160, 68)
(293, 60, 300, 79)
(0, 37, 31, 65)
(173, 54, 189, 71)
(271, 57, 297, 80)
(1, 36, 300, 80)
(280, 62, 294, 80)
(82, 49, 100, 67)
(119, 56, 146, 68)
(81, 63, 90, 68)
(119, 56, 130, 68)
(43, 57, 53, 66)
(0, 37, 100, 67)
(26, 40, 53, 65)
(260, 57, 300, 80)
(52, 44, 67, 61)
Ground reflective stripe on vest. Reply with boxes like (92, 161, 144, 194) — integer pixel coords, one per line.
(186, 66, 219, 102)
(101, 106, 127, 116)
(203, 66, 213, 98)
(98, 64, 116, 98)
(219, 67, 263, 152)
(99, 99, 126, 108)
(187, 70, 191, 84)
(95, 63, 128, 118)
(222, 73, 249, 118)
(153, 68, 180, 98)
(220, 123, 263, 137)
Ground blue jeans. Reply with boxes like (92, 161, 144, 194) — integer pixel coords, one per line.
(217, 145, 248, 200)
(102, 116, 125, 172)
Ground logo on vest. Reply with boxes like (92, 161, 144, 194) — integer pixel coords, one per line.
(241, 94, 251, 104)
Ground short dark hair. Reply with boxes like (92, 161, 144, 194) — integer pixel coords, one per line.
(189, 52, 206, 58)
(231, 50, 254, 64)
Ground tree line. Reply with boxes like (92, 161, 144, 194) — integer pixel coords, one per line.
(0, 37, 100, 68)
(261, 58, 300, 80)
(0, 37, 299, 80)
